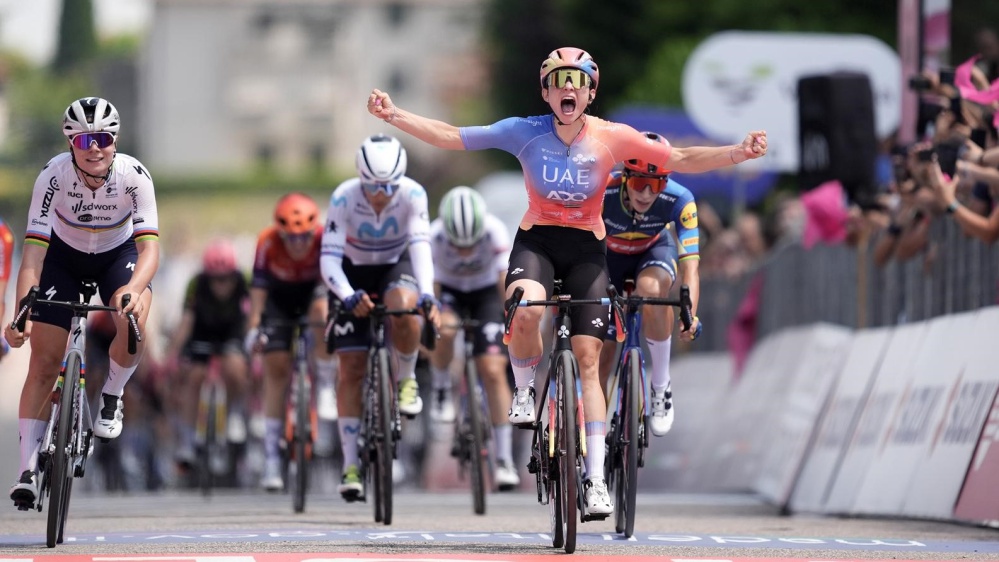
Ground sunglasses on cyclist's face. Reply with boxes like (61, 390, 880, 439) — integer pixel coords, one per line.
(624, 173, 668, 195)
(280, 231, 313, 244)
(362, 181, 399, 197)
(70, 132, 116, 150)
(548, 68, 592, 89)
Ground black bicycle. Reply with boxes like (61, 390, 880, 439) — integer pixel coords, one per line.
(604, 280, 692, 537)
(10, 281, 140, 548)
(446, 317, 492, 515)
(503, 283, 615, 554)
(326, 297, 436, 525)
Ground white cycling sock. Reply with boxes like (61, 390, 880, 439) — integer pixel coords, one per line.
(393, 348, 418, 382)
(493, 423, 513, 465)
(315, 357, 336, 386)
(18, 419, 46, 474)
(264, 417, 282, 459)
(510, 354, 542, 389)
(647, 336, 672, 393)
(102, 358, 137, 397)
(431, 365, 452, 390)
(339, 417, 360, 468)
(584, 421, 606, 481)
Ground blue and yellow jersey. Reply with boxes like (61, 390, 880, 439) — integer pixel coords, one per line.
(602, 172, 699, 261)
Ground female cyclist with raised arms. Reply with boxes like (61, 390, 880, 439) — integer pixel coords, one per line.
(4, 97, 159, 506)
(367, 47, 767, 516)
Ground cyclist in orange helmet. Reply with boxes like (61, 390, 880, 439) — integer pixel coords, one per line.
(245, 192, 338, 491)
(367, 47, 767, 517)
(163, 239, 250, 471)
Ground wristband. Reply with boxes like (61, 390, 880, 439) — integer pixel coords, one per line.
(946, 200, 960, 214)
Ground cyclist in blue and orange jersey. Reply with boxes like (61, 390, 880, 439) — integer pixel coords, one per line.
(367, 46, 767, 516)
(4, 97, 160, 507)
(0, 216, 13, 360)
(245, 192, 338, 492)
(597, 132, 703, 438)
(320, 134, 441, 502)
(429, 186, 521, 490)
(164, 239, 251, 468)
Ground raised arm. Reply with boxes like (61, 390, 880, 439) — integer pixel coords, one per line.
(367, 89, 466, 150)
(667, 130, 768, 174)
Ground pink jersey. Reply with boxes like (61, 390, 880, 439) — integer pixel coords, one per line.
(460, 115, 672, 239)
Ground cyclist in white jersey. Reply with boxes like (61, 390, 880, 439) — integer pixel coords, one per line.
(320, 134, 440, 501)
(428, 186, 521, 490)
(4, 97, 159, 507)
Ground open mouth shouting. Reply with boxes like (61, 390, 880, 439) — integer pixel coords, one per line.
(560, 96, 578, 117)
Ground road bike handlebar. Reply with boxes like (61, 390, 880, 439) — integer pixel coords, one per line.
(10, 285, 142, 354)
(324, 299, 438, 354)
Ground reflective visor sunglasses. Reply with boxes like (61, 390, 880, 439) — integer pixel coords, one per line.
(624, 173, 668, 195)
(362, 181, 399, 196)
(548, 68, 591, 89)
(280, 231, 313, 244)
(70, 132, 116, 150)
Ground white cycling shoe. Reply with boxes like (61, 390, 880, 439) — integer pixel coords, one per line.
(650, 385, 674, 436)
(94, 393, 124, 440)
(508, 387, 536, 426)
(583, 477, 613, 516)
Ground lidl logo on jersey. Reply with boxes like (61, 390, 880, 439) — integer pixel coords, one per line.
(358, 217, 399, 239)
(680, 202, 698, 229)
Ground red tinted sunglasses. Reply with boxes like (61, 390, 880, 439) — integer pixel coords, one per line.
(70, 132, 116, 150)
(624, 173, 667, 195)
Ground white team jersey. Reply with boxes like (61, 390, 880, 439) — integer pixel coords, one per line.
(430, 214, 510, 293)
(25, 152, 158, 254)
(320, 176, 434, 299)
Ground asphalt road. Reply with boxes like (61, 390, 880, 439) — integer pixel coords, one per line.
(1, 489, 998, 560)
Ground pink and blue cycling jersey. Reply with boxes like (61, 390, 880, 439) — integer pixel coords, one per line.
(460, 115, 673, 239)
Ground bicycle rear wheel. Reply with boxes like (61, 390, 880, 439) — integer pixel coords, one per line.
(464, 357, 487, 515)
(555, 351, 578, 554)
(372, 347, 394, 525)
(616, 348, 641, 537)
(197, 387, 217, 497)
(46, 356, 78, 548)
(291, 365, 310, 513)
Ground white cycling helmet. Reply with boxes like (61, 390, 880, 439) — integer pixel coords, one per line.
(356, 134, 407, 186)
(62, 97, 120, 137)
(439, 186, 486, 248)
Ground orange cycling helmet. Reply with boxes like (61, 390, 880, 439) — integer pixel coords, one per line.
(623, 132, 671, 177)
(274, 192, 319, 235)
(202, 239, 239, 275)
(540, 47, 599, 88)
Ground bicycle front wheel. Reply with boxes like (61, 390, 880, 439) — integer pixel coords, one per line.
(555, 351, 578, 554)
(465, 356, 487, 515)
(46, 356, 78, 548)
(372, 347, 394, 525)
(616, 348, 641, 537)
(291, 366, 310, 513)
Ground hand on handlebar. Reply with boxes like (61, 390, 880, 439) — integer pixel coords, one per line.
(682, 316, 702, 341)
(343, 290, 374, 317)
(5, 293, 34, 348)
(113, 288, 143, 317)
(243, 327, 268, 355)
(418, 293, 441, 329)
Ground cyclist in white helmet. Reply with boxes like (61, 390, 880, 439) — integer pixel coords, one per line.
(429, 185, 520, 490)
(320, 134, 441, 502)
(4, 97, 159, 507)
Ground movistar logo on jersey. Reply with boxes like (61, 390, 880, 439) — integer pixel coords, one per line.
(358, 217, 399, 239)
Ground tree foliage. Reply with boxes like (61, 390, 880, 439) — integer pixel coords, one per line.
(52, 0, 98, 73)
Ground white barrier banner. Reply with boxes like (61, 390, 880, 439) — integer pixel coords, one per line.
(824, 322, 927, 514)
(852, 314, 975, 515)
(755, 324, 852, 506)
(903, 309, 999, 518)
(788, 327, 892, 513)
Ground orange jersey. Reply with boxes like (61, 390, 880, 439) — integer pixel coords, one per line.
(251, 225, 323, 289)
(0, 218, 13, 281)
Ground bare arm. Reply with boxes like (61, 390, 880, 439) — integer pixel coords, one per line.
(667, 130, 768, 174)
(116, 238, 159, 316)
(367, 89, 465, 150)
(3, 243, 46, 346)
(247, 286, 267, 332)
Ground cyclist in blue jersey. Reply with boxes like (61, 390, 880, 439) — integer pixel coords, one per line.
(366, 47, 766, 517)
(598, 132, 702, 437)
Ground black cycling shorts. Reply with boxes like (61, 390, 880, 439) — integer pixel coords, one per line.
(439, 284, 506, 356)
(260, 282, 326, 353)
(328, 255, 419, 352)
(505, 225, 610, 340)
(32, 233, 144, 331)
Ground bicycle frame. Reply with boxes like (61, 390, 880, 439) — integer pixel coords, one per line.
(449, 318, 491, 515)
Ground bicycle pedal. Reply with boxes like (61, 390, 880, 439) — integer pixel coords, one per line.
(582, 511, 611, 522)
(513, 421, 537, 430)
(98, 437, 111, 444)
(13, 500, 34, 511)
